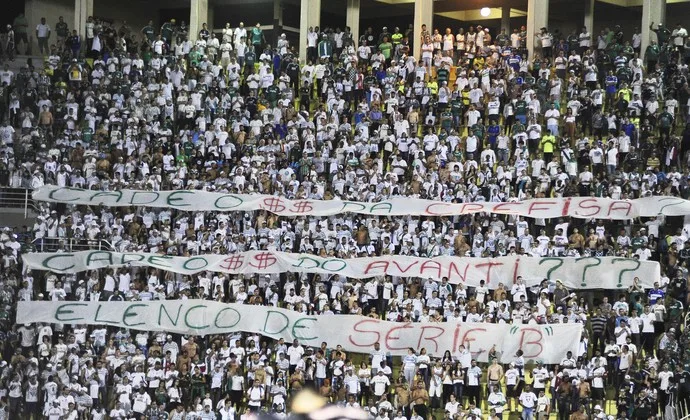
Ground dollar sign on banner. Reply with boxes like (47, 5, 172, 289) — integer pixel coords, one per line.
(249, 252, 278, 270)
(219, 254, 245, 271)
(291, 201, 314, 214)
(261, 197, 286, 213)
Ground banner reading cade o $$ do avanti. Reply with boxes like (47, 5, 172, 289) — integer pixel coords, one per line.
(17, 300, 583, 363)
(32, 185, 690, 219)
(21, 250, 661, 289)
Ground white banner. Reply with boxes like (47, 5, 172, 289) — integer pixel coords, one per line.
(32, 186, 690, 219)
(17, 300, 582, 363)
(22, 251, 659, 289)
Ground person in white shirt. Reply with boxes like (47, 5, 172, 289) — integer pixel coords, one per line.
(36, 17, 51, 54)
(519, 384, 538, 419)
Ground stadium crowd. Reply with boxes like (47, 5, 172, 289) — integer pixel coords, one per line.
(0, 8, 689, 420)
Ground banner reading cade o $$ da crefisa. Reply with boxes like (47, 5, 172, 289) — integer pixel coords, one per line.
(17, 300, 583, 363)
(32, 185, 690, 219)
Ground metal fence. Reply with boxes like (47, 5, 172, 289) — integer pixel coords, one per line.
(0, 187, 38, 218)
(31, 237, 114, 253)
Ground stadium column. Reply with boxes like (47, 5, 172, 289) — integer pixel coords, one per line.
(74, 0, 93, 40)
(299, 0, 321, 63)
(274, 0, 283, 45)
(413, 0, 433, 60)
(526, 0, 549, 59)
(583, 0, 594, 36)
(641, 0, 666, 60)
(501, 6, 511, 35)
(190, 0, 209, 42)
(346, 0, 360, 48)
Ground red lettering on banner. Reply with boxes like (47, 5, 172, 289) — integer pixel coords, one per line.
(561, 197, 572, 217)
(460, 203, 484, 214)
(391, 261, 420, 273)
(385, 323, 414, 351)
(519, 328, 544, 358)
(528, 200, 556, 215)
(348, 319, 381, 347)
(290, 201, 314, 213)
(452, 324, 463, 350)
(419, 261, 442, 279)
(425, 203, 451, 215)
(512, 258, 521, 285)
(447, 262, 471, 283)
(474, 262, 503, 285)
(461, 328, 487, 347)
(363, 261, 390, 275)
(492, 202, 519, 214)
(608, 201, 632, 217)
(576, 198, 601, 217)
(417, 326, 445, 353)
(219, 255, 245, 270)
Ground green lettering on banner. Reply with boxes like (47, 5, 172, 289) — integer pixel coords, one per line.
(94, 304, 119, 324)
(611, 258, 641, 288)
(147, 255, 173, 269)
(122, 304, 147, 327)
(184, 305, 210, 330)
(214, 307, 241, 329)
(291, 317, 317, 341)
(576, 257, 601, 288)
(214, 195, 244, 210)
(538, 258, 564, 280)
(322, 259, 347, 272)
(90, 190, 123, 203)
(41, 253, 76, 271)
(263, 310, 289, 335)
(158, 304, 183, 327)
(292, 256, 320, 269)
(120, 253, 146, 265)
(130, 191, 161, 205)
(340, 201, 367, 213)
(48, 187, 80, 202)
(55, 303, 88, 322)
(86, 251, 114, 267)
(166, 191, 194, 207)
(182, 257, 208, 271)
(370, 202, 393, 214)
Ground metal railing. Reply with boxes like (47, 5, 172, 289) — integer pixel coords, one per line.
(31, 237, 114, 252)
(0, 187, 38, 218)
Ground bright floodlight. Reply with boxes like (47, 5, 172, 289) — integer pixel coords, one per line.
(480, 7, 491, 16)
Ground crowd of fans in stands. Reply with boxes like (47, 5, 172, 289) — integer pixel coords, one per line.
(0, 8, 688, 420)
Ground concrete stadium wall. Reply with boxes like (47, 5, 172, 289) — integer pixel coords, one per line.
(22, 0, 162, 54)
(24, 0, 74, 53)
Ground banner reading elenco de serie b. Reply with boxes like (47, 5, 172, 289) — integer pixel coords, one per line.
(17, 301, 583, 363)
(33, 185, 690, 219)
(22, 251, 660, 289)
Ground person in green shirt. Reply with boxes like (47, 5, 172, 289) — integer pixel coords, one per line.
(55, 16, 68, 49)
(379, 36, 393, 65)
(539, 132, 557, 162)
(391, 28, 403, 46)
(658, 110, 674, 142)
(13, 13, 28, 54)
(161, 20, 174, 44)
(514, 99, 528, 124)
(645, 41, 660, 69)
(265, 80, 280, 107)
(141, 20, 156, 44)
(436, 65, 449, 85)
(251, 23, 265, 50)
(450, 96, 464, 128)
